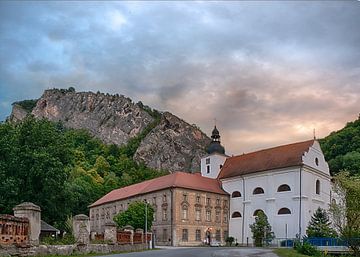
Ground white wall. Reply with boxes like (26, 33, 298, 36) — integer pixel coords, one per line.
(220, 140, 332, 244)
(200, 153, 227, 179)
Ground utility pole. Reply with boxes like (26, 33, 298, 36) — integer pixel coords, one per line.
(144, 199, 148, 249)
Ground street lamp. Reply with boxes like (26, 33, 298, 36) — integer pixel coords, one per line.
(144, 199, 148, 249)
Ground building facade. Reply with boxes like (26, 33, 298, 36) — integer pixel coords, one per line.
(201, 127, 332, 244)
(89, 172, 229, 246)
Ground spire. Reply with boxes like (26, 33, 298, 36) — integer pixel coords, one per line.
(207, 124, 225, 154)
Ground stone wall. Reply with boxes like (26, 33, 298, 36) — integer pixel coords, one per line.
(0, 243, 147, 256)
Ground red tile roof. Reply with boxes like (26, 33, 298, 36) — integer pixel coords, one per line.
(90, 172, 228, 207)
(218, 140, 315, 179)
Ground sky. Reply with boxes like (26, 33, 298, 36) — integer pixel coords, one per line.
(0, 1, 360, 155)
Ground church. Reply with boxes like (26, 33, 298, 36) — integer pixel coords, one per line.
(201, 126, 332, 244)
(89, 126, 332, 246)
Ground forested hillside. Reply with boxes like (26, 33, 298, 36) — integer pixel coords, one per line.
(320, 115, 360, 176)
(0, 116, 168, 229)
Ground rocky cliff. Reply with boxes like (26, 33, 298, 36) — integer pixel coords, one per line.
(9, 88, 211, 172)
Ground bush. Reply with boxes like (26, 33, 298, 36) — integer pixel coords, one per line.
(225, 236, 235, 246)
(294, 242, 321, 256)
(41, 234, 76, 245)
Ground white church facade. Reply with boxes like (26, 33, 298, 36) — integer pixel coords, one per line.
(201, 126, 332, 244)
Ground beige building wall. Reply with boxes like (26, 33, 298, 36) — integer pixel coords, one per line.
(89, 187, 229, 246)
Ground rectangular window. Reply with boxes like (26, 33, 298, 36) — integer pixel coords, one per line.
(183, 194, 187, 202)
(195, 210, 201, 221)
(216, 211, 220, 222)
(206, 210, 211, 221)
(182, 208, 188, 220)
(163, 194, 167, 202)
(163, 209, 168, 221)
(216, 199, 220, 205)
(223, 211, 228, 223)
(182, 229, 188, 241)
(216, 230, 221, 241)
(223, 200, 228, 208)
(195, 229, 201, 241)
(196, 195, 200, 203)
(163, 229, 167, 241)
(206, 165, 210, 173)
(206, 198, 211, 206)
(206, 158, 210, 164)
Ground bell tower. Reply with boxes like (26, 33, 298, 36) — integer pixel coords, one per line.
(201, 125, 227, 178)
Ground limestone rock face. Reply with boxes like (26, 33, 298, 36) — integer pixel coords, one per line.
(31, 89, 154, 146)
(134, 112, 211, 172)
(9, 89, 211, 172)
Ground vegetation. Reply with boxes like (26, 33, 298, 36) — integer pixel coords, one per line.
(294, 242, 321, 256)
(320, 115, 360, 176)
(225, 236, 235, 246)
(329, 171, 360, 256)
(13, 99, 38, 112)
(113, 201, 154, 231)
(306, 207, 337, 238)
(0, 116, 168, 230)
(249, 211, 275, 247)
(274, 248, 311, 257)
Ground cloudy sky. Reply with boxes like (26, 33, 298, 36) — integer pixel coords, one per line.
(1, 1, 359, 154)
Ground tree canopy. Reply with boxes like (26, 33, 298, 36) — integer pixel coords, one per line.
(306, 207, 337, 238)
(113, 201, 154, 231)
(0, 116, 167, 229)
(249, 211, 275, 247)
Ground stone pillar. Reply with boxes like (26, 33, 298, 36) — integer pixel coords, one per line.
(13, 202, 41, 246)
(123, 225, 134, 245)
(73, 214, 90, 245)
(104, 221, 117, 244)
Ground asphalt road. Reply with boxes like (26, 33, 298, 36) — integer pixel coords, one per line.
(97, 247, 279, 257)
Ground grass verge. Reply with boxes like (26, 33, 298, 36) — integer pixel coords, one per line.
(273, 248, 310, 257)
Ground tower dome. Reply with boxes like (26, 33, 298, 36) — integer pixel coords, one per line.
(207, 126, 225, 154)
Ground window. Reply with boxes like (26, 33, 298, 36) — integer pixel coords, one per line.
(253, 209, 264, 216)
(277, 184, 291, 192)
(196, 195, 200, 203)
(224, 211, 228, 223)
(206, 165, 210, 173)
(278, 208, 291, 215)
(206, 210, 211, 221)
(232, 191, 241, 198)
(182, 229, 188, 241)
(182, 207, 188, 220)
(315, 157, 319, 166)
(316, 180, 320, 195)
(220, 164, 223, 169)
(231, 211, 242, 218)
(183, 194, 188, 202)
(216, 198, 220, 205)
(216, 230, 221, 241)
(216, 210, 220, 222)
(195, 210, 201, 221)
(163, 229, 167, 241)
(153, 210, 157, 222)
(163, 194, 167, 202)
(223, 200, 228, 208)
(153, 197, 156, 204)
(206, 158, 210, 164)
(162, 209, 168, 221)
(253, 187, 265, 195)
(195, 229, 201, 241)
(206, 198, 211, 206)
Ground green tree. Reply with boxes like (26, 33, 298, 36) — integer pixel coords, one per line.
(329, 171, 360, 256)
(306, 207, 337, 238)
(113, 201, 154, 231)
(249, 211, 275, 247)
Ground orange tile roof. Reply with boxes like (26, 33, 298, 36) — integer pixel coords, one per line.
(90, 172, 228, 207)
(218, 139, 315, 179)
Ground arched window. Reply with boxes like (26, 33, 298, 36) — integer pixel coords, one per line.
(316, 180, 320, 195)
(278, 208, 291, 215)
(231, 211, 242, 218)
(253, 187, 264, 195)
(253, 209, 265, 216)
(277, 184, 291, 192)
(232, 191, 241, 198)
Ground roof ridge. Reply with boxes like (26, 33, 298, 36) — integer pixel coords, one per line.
(230, 139, 315, 159)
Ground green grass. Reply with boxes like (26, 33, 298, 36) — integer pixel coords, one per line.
(35, 248, 160, 257)
(273, 248, 310, 257)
